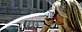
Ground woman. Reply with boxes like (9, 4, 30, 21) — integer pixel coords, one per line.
(41, 0, 82, 32)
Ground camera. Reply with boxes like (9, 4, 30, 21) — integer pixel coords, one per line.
(45, 10, 55, 19)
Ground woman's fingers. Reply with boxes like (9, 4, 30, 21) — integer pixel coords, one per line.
(44, 16, 49, 21)
(44, 16, 54, 25)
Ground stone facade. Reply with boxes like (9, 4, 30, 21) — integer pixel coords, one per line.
(0, 0, 55, 23)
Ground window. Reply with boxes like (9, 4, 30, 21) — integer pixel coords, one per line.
(1, 0, 7, 6)
(1, 3, 7, 6)
(40, 0, 43, 9)
(33, 0, 37, 8)
(25, 21, 44, 27)
(7, 26, 18, 32)
(38, 22, 44, 27)
(23, 5, 27, 8)
(14, 0, 19, 7)
(25, 21, 59, 28)
(23, 0, 27, 8)
(34, 22, 38, 27)
(25, 21, 33, 27)
(1, 25, 18, 32)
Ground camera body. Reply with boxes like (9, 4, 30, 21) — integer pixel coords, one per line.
(45, 10, 55, 19)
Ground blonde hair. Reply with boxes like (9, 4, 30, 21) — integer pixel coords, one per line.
(52, 0, 82, 32)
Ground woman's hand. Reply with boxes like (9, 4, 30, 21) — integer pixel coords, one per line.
(40, 16, 55, 32)
(44, 16, 55, 26)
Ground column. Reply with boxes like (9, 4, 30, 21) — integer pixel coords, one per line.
(20, 0, 23, 9)
(28, 0, 33, 9)
(7, 0, 10, 8)
(43, 0, 47, 11)
(0, 0, 1, 8)
(32, 0, 33, 9)
(37, 0, 40, 9)
(10, 0, 14, 8)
